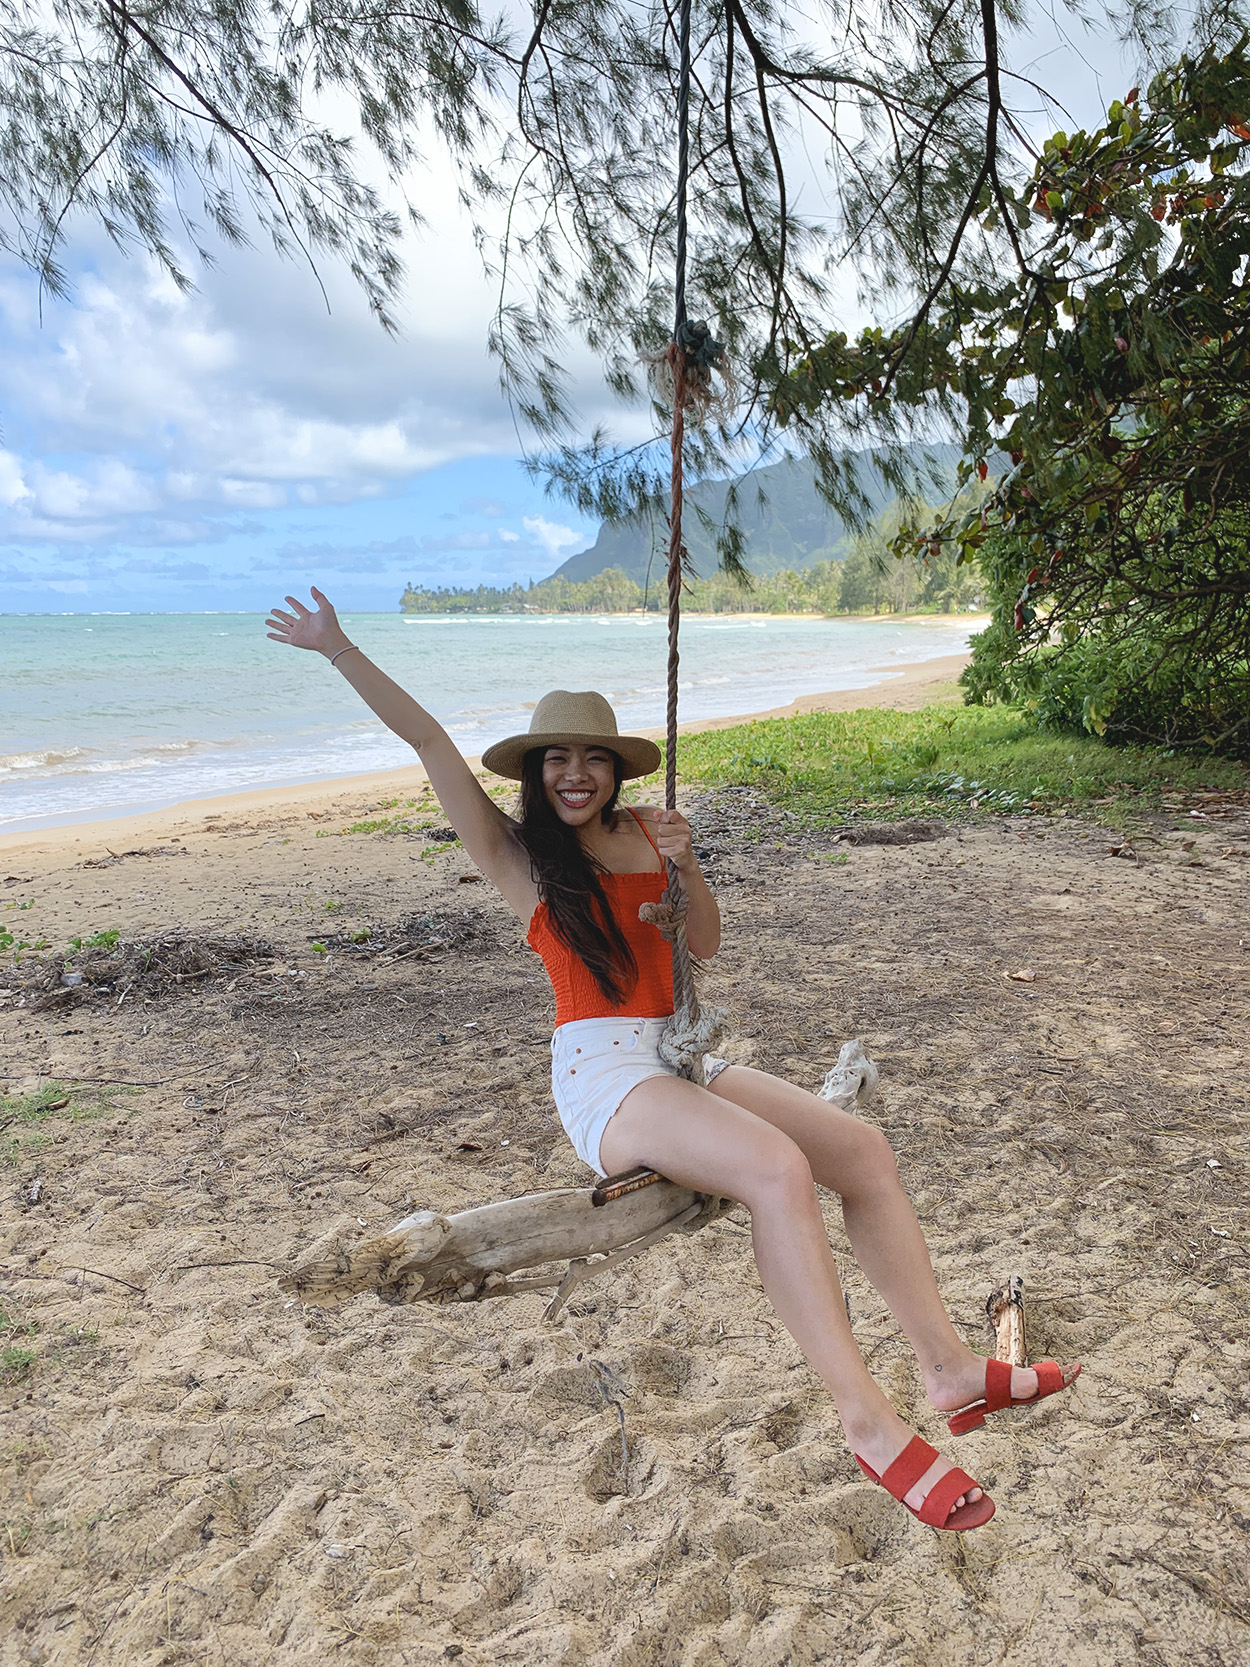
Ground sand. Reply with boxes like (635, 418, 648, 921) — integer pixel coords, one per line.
(3, 652, 1250, 1665)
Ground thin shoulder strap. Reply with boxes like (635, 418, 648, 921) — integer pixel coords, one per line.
(629, 807, 663, 860)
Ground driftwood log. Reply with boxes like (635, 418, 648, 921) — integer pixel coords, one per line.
(280, 1176, 727, 1322)
(280, 1040, 880, 1322)
(987, 1273, 1027, 1365)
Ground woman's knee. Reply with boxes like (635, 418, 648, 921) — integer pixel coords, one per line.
(743, 1129, 817, 1208)
(840, 1120, 900, 1194)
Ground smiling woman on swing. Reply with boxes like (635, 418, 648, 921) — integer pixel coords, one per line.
(267, 586, 1080, 1533)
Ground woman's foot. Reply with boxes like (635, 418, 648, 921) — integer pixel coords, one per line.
(849, 1414, 984, 1523)
(924, 1354, 1081, 1416)
(850, 1417, 994, 1530)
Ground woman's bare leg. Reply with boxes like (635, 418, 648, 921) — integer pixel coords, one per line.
(707, 1066, 1078, 1412)
(598, 1076, 984, 1520)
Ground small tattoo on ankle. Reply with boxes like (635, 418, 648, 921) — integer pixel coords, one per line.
(933, 1364, 943, 1372)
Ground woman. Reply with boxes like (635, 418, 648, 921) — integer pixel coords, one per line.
(267, 587, 1079, 1532)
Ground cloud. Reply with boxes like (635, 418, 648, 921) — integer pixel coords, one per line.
(0, 451, 30, 508)
(0, 185, 517, 553)
(254, 520, 547, 576)
(420, 531, 494, 552)
(523, 515, 584, 563)
(0, 133, 645, 584)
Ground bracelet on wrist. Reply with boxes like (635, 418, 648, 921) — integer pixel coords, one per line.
(329, 644, 359, 668)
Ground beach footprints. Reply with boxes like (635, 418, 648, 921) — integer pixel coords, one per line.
(624, 1341, 691, 1399)
(583, 1430, 660, 1502)
(822, 1481, 912, 1564)
(759, 1401, 805, 1453)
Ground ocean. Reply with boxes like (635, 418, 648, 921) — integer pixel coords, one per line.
(0, 611, 974, 832)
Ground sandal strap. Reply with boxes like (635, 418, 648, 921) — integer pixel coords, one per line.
(1032, 1359, 1066, 1397)
(915, 1466, 981, 1529)
(982, 1356, 1015, 1413)
(879, 1435, 938, 1501)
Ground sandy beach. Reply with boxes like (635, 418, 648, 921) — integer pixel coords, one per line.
(3, 648, 1249, 1665)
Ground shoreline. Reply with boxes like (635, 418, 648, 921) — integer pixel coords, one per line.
(0, 648, 973, 859)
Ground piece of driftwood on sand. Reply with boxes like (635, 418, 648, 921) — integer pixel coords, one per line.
(988, 1272, 1027, 1365)
(280, 1040, 879, 1322)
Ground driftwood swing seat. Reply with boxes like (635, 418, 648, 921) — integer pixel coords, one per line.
(280, 1044, 880, 1322)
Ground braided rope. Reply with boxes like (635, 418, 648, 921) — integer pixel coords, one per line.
(651, 0, 725, 1080)
(674, 0, 691, 330)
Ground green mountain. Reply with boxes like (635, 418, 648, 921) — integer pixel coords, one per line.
(551, 448, 960, 587)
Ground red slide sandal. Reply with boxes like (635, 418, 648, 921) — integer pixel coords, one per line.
(855, 1436, 995, 1531)
(947, 1359, 1081, 1437)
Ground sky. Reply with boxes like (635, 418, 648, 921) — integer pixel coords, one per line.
(0, 9, 1142, 617)
(0, 154, 610, 614)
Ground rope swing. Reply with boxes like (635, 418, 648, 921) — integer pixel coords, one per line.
(278, 1, 866, 1319)
(640, 0, 728, 1082)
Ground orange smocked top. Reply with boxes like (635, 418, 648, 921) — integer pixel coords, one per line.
(526, 814, 675, 1027)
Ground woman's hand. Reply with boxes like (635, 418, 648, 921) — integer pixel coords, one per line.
(637, 805, 720, 954)
(641, 806, 699, 874)
(265, 586, 352, 658)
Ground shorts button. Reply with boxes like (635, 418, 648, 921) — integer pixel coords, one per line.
(613, 1039, 620, 1045)
(570, 1068, 576, 1075)
(576, 1047, 582, 1054)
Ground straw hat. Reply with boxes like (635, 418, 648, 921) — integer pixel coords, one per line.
(481, 690, 661, 781)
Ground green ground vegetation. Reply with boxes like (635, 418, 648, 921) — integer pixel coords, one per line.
(1, 1297, 103, 1389)
(0, 1081, 123, 1166)
(0, 1301, 38, 1385)
(672, 704, 1248, 826)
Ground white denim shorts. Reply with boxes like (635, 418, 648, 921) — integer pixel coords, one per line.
(550, 1015, 732, 1174)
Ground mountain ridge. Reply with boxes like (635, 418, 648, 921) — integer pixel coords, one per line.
(551, 447, 962, 587)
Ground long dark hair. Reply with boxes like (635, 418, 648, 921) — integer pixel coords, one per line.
(517, 748, 639, 1005)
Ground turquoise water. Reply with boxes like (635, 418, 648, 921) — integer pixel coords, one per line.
(0, 611, 972, 831)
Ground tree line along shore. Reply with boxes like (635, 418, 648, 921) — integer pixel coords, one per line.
(400, 543, 984, 618)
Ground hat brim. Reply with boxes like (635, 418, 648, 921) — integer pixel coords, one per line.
(480, 730, 662, 782)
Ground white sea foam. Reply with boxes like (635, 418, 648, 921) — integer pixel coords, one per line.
(0, 746, 94, 775)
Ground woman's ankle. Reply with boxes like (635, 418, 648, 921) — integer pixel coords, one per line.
(921, 1348, 988, 1410)
(838, 1401, 912, 1460)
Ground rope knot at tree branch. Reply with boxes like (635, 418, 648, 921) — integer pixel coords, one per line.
(647, 328, 737, 424)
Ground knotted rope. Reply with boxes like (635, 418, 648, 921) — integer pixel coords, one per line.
(642, 0, 727, 1081)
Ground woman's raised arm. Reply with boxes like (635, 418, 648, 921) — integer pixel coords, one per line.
(266, 588, 537, 916)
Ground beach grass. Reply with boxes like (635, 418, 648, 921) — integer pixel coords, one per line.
(672, 704, 1249, 826)
(0, 1081, 120, 1166)
(0, 1301, 38, 1385)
